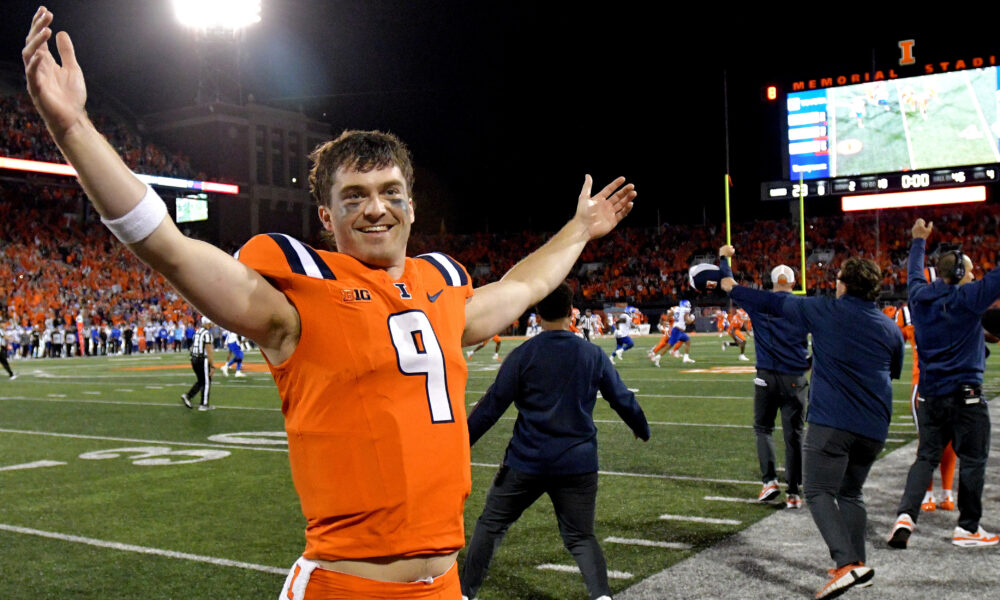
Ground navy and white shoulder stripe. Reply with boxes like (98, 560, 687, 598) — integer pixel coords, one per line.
(236, 233, 337, 280)
(416, 252, 468, 287)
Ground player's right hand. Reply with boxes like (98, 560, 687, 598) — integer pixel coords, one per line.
(719, 245, 735, 258)
(912, 218, 933, 240)
(23, 6, 88, 140)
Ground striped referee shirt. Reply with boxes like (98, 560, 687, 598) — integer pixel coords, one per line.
(190, 327, 212, 358)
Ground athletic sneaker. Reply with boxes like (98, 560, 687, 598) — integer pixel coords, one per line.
(952, 525, 999, 547)
(721, 342, 726, 351)
(887, 513, 914, 549)
(785, 494, 802, 509)
(938, 497, 955, 511)
(221, 364, 229, 377)
(651, 355, 661, 367)
(466, 350, 474, 359)
(180, 394, 192, 409)
(234, 371, 246, 378)
(614, 349, 624, 360)
(921, 492, 936, 512)
(682, 355, 695, 363)
(8, 373, 16, 380)
(198, 404, 215, 411)
(738, 354, 750, 361)
(758, 480, 780, 503)
(492, 353, 500, 361)
(815, 562, 873, 599)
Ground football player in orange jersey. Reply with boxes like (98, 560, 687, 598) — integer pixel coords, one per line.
(466, 334, 502, 361)
(896, 300, 957, 512)
(22, 9, 636, 597)
(724, 308, 750, 361)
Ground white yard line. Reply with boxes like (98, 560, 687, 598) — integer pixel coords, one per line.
(0, 460, 66, 472)
(704, 496, 759, 504)
(895, 80, 917, 169)
(0, 396, 280, 412)
(537, 563, 633, 579)
(604, 536, 691, 550)
(659, 514, 741, 525)
(0, 523, 286, 575)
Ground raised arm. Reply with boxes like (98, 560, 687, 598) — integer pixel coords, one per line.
(22, 7, 299, 363)
(462, 175, 635, 345)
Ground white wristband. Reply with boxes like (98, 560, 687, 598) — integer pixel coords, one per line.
(100, 185, 169, 244)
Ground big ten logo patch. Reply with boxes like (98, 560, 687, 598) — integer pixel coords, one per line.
(342, 288, 373, 303)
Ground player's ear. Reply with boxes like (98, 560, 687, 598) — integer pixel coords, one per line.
(407, 197, 415, 225)
(317, 204, 334, 231)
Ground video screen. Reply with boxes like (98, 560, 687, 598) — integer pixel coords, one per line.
(786, 67, 1000, 180)
(176, 196, 208, 223)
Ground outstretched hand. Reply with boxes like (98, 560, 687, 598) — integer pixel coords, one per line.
(22, 6, 88, 139)
(719, 245, 735, 258)
(575, 175, 636, 240)
(912, 218, 933, 240)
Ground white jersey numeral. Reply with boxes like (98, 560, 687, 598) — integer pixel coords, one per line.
(387, 311, 454, 423)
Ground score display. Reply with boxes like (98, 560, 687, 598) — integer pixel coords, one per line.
(175, 194, 209, 223)
(763, 65, 1000, 201)
(764, 165, 998, 200)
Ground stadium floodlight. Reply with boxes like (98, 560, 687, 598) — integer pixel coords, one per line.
(173, 0, 262, 32)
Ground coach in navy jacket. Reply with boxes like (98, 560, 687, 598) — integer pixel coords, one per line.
(462, 283, 649, 600)
(721, 255, 902, 598)
(891, 218, 1000, 548)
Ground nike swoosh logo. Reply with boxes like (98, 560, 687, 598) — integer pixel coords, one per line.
(427, 289, 444, 303)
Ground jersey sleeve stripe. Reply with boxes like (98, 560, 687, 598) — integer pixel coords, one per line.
(416, 252, 468, 286)
(267, 234, 337, 280)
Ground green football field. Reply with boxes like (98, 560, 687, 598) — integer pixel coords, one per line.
(0, 333, 943, 599)
(831, 70, 999, 176)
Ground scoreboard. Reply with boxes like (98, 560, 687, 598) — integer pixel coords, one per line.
(762, 62, 1000, 203)
(763, 164, 999, 200)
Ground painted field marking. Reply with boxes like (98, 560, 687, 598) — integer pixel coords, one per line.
(659, 514, 742, 525)
(145, 385, 164, 389)
(886, 438, 907, 443)
(0, 523, 285, 575)
(82, 391, 101, 395)
(0, 396, 280, 412)
(114, 389, 134, 393)
(604, 536, 691, 550)
(0, 428, 288, 453)
(537, 564, 633, 579)
(0, 460, 66, 472)
(704, 496, 759, 504)
(47, 394, 66, 398)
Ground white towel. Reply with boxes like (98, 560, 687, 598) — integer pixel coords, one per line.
(278, 556, 319, 600)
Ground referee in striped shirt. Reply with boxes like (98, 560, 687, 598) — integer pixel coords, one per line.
(181, 317, 215, 411)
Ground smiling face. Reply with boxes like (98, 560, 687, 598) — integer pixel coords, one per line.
(318, 164, 415, 277)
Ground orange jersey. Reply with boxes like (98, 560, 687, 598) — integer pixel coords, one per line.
(491, 334, 501, 343)
(715, 311, 727, 332)
(237, 234, 473, 562)
(895, 305, 919, 384)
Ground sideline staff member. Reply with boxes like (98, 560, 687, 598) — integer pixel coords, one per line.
(721, 257, 902, 600)
(719, 247, 809, 509)
(889, 219, 1000, 548)
(462, 283, 649, 600)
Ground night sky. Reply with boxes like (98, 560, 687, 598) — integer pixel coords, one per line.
(2, 3, 995, 233)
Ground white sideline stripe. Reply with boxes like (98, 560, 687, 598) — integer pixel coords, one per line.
(82, 391, 101, 395)
(0, 396, 280, 412)
(0, 523, 286, 575)
(109, 356, 163, 361)
(0, 428, 288, 453)
(886, 438, 906, 443)
(536, 563, 633, 579)
(659, 514, 741, 525)
(0, 460, 66, 472)
(604, 536, 691, 550)
(704, 495, 758, 504)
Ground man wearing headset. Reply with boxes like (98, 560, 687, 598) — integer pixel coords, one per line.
(889, 219, 1000, 549)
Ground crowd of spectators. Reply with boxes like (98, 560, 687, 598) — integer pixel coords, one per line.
(4, 90, 999, 345)
(1, 93, 200, 180)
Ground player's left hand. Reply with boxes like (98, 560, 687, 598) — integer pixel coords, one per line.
(720, 277, 737, 292)
(575, 175, 635, 240)
(719, 245, 735, 258)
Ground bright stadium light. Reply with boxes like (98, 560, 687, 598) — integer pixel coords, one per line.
(173, 0, 262, 31)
